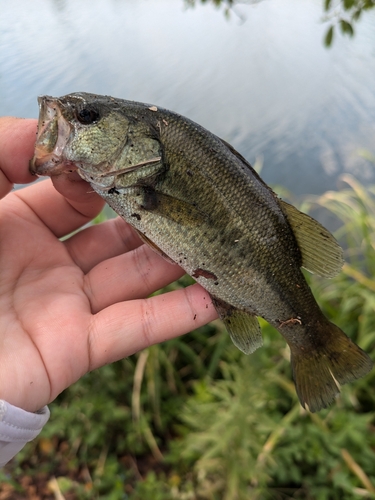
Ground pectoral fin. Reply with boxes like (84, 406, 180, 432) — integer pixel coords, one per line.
(280, 200, 344, 278)
(211, 296, 263, 354)
(141, 188, 208, 227)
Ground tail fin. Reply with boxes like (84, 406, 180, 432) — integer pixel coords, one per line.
(290, 321, 373, 412)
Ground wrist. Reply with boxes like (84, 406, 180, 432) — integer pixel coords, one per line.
(0, 390, 47, 414)
(0, 400, 50, 467)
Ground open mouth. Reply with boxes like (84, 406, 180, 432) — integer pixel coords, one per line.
(30, 97, 74, 176)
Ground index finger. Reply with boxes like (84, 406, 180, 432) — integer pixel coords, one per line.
(88, 284, 218, 370)
(0, 117, 37, 198)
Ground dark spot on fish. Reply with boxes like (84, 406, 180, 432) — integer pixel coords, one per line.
(192, 268, 218, 281)
(193, 314, 197, 320)
(214, 281, 219, 285)
(108, 187, 120, 195)
(131, 213, 141, 221)
(140, 187, 158, 210)
(187, 169, 193, 177)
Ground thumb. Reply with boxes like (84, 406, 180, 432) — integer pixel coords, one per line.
(0, 118, 38, 199)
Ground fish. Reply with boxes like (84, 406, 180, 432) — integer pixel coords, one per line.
(30, 92, 373, 412)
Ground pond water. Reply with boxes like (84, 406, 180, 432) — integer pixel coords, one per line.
(1, 0, 375, 196)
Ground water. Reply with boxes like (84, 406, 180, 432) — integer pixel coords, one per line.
(1, 0, 375, 196)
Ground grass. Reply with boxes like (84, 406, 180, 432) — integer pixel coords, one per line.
(1, 174, 375, 499)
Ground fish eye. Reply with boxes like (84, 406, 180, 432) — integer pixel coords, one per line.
(76, 107, 100, 125)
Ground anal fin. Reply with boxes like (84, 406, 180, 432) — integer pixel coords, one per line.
(211, 296, 263, 354)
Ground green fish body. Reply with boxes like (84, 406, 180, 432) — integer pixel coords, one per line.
(30, 93, 373, 412)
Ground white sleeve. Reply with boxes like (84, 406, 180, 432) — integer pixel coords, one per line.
(0, 400, 50, 467)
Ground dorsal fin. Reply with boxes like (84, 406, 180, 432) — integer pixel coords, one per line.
(280, 200, 344, 278)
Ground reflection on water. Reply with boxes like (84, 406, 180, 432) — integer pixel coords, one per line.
(1, 0, 375, 195)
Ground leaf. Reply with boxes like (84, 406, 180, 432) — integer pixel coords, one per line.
(352, 9, 362, 21)
(363, 0, 375, 10)
(324, 25, 334, 47)
(339, 19, 354, 36)
(343, 0, 355, 10)
(324, 0, 332, 10)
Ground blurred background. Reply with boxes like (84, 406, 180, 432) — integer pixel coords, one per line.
(1, 0, 375, 195)
(1, 1, 375, 499)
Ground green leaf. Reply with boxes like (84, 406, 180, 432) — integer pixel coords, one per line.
(343, 0, 355, 9)
(324, 25, 334, 47)
(363, 0, 375, 10)
(352, 9, 362, 21)
(324, 0, 332, 11)
(339, 19, 354, 36)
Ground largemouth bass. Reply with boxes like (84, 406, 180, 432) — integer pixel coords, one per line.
(30, 93, 373, 412)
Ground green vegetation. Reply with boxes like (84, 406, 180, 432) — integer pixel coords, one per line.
(1, 174, 375, 499)
(323, 0, 375, 47)
(185, 0, 375, 47)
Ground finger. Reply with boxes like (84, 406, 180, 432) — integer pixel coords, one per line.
(0, 170, 12, 200)
(0, 118, 37, 198)
(10, 177, 104, 238)
(84, 244, 185, 313)
(64, 217, 143, 273)
(88, 283, 218, 370)
(50, 172, 104, 216)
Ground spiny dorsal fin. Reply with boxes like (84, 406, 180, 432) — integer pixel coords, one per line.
(280, 200, 344, 278)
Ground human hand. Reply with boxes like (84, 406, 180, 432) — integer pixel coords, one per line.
(0, 117, 217, 413)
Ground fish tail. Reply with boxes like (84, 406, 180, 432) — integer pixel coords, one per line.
(289, 321, 373, 412)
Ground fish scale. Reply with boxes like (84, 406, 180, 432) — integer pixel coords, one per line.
(30, 92, 373, 412)
(157, 113, 309, 318)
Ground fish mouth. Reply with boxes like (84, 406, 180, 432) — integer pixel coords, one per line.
(30, 96, 75, 176)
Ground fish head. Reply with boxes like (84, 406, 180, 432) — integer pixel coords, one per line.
(30, 93, 131, 188)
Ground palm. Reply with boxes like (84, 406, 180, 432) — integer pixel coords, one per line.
(0, 120, 217, 412)
(1, 194, 92, 411)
